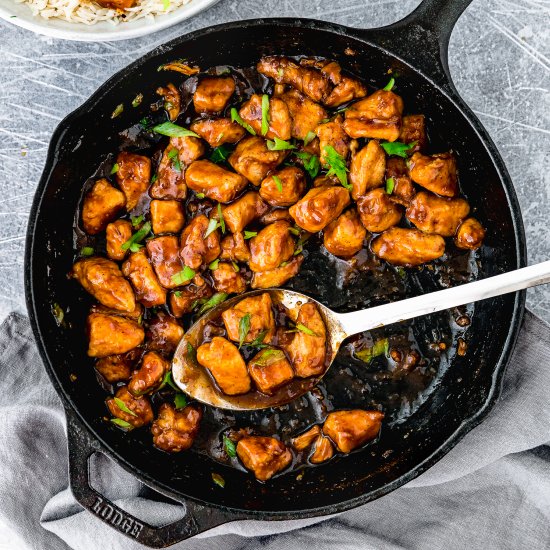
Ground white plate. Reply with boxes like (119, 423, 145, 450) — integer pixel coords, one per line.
(0, 0, 220, 41)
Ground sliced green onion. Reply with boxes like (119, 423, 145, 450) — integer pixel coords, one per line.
(383, 77, 395, 91)
(204, 218, 218, 238)
(386, 177, 395, 194)
(111, 104, 124, 119)
(171, 266, 195, 285)
(114, 397, 137, 417)
(223, 435, 237, 458)
(153, 121, 199, 138)
(273, 175, 283, 192)
(266, 137, 295, 151)
(80, 246, 94, 257)
(230, 108, 256, 135)
(238, 313, 251, 349)
(261, 94, 270, 136)
(110, 163, 119, 175)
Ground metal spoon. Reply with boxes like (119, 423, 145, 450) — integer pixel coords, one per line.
(172, 260, 550, 411)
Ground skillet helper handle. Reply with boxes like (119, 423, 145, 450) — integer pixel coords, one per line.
(66, 409, 242, 548)
(361, 0, 474, 91)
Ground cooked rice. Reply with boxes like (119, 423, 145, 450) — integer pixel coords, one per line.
(15, 0, 193, 25)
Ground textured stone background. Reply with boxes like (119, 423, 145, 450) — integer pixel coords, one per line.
(0, 0, 548, 323)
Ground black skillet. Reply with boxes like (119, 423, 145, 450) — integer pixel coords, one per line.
(25, 0, 527, 546)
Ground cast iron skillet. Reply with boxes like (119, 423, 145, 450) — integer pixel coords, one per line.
(25, 0, 527, 546)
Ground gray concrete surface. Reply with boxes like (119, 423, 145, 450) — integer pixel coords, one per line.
(0, 0, 548, 323)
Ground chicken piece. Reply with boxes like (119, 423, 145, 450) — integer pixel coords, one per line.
(146, 236, 183, 289)
(151, 136, 206, 200)
(323, 209, 366, 257)
(150, 200, 185, 234)
(106, 386, 153, 428)
(371, 227, 446, 266)
(399, 114, 426, 153)
(386, 158, 415, 206)
(222, 191, 269, 233)
(106, 220, 132, 261)
(259, 208, 293, 225)
(197, 336, 251, 395)
(310, 435, 334, 463)
(169, 274, 213, 317)
(259, 166, 306, 207)
(229, 136, 288, 186)
(316, 116, 350, 166)
(193, 76, 235, 113)
(211, 262, 247, 294)
(221, 293, 275, 345)
(248, 349, 294, 395)
(95, 0, 135, 9)
(116, 152, 151, 211)
(82, 178, 126, 235)
(190, 118, 245, 147)
(239, 94, 292, 141)
(408, 152, 458, 197)
(455, 217, 486, 250)
(87, 312, 144, 358)
(343, 90, 404, 141)
(279, 89, 327, 141)
(95, 349, 141, 384)
(146, 311, 184, 354)
(291, 425, 321, 451)
(257, 56, 331, 104)
(286, 302, 326, 378)
(323, 409, 384, 453)
(349, 140, 386, 199)
(128, 351, 169, 396)
(357, 188, 402, 233)
(220, 232, 251, 263)
(122, 250, 167, 307)
(152, 403, 202, 453)
(179, 214, 221, 270)
(249, 221, 295, 272)
(185, 160, 248, 204)
(71, 257, 136, 312)
(289, 186, 350, 232)
(156, 83, 181, 121)
(406, 191, 470, 236)
(236, 435, 292, 481)
(251, 255, 304, 289)
(312, 174, 339, 187)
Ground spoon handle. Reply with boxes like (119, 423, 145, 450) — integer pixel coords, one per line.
(337, 260, 550, 337)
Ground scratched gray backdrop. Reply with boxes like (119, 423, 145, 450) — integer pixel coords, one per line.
(0, 0, 549, 324)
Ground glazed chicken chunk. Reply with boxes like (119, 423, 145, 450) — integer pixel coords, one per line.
(71, 257, 136, 313)
(106, 220, 132, 261)
(323, 410, 384, 453)
(156, 83, 181, 121)
(82, 178, 126, 235)
(279, 89, 327, 141)
(146, 236, 184, 289)
(289, 186, 350, 232)
(408, 151, 458, 197)
(222, 191, 269, 234)
(343, 90, 404, 141)
(310, 435, 334, 464)
(185, 159, 248, 203)
(128, 351, 169, 396)
(169, 275, 212, 317)
(251, 255, 304, 289)
(291, 425, 321, 451)
(222, 292, 276, 345)
(107, 386, 153, 428)
(95, 349, 140, 384)
(349, 139, 386, 199)
(406, 191, 470, 236)
(357, 188, 403, 233)
(260, 166, 306, 207)
(323, 208, 366, 257)
(248, 349, 295, 395)
(316, 116, 350, 167)
(190, 118, 246, 147)
(239, 94, 292, 140)
(193, 76, 235, 113)
(146, 311, 184, 354)
(87, 312, 144, 357)
(116, 152, 151, 211)
(286, 302, 327, 378)
(399, 114, 426, 152)
(151, 403, 202, 453)
(229, 136, 288, 186)
(220, 232, 251, 263)
(385, 157, 415, 206)
(211, 262, 247, 294)
(236, 435, 292, 481)
(122, 250, 167, 307)
(455, 217, 485, 250)
(150, 200, 185, 234)
(371, 227, 445, 266)
(179, 214, 221, 270)
(197, 336, 251, 395)
(249, 221, 295, 272)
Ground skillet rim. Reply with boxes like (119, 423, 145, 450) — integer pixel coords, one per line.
(24, 17, 527, 518)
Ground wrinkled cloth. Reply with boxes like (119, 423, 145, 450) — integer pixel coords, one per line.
(0, 311, 549, 550)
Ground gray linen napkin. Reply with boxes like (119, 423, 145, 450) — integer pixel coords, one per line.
(1, 311, 549, 550)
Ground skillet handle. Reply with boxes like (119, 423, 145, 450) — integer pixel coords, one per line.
(66, 409, 244, 548)
(359, 0, 474, 92)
